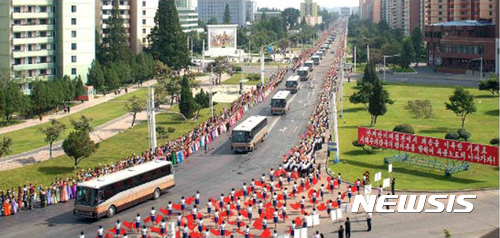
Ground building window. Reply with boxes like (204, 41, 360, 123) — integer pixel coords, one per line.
(71, 18, 77, 25)
(71, 5, 77, 13)
(72, 56, 77, 62)
(71, 31, 77, 38)
(142, 19, 146, 24)
(71, 43, 77, 50)
(71, 68, 77, 75)
(142, 1, 146, 6)
(120, 1, 124, 5)
(142, 28, 147, 34)
(142, 38, 146, 43)
(143, 10, 146, 15)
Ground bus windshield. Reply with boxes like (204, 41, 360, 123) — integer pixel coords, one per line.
(232, 131, 251, 143)
(271, 99, 286, 108)
(285, 80, 298, 87)
(298, 70, 308, 76)
(76, 187, 98, 206)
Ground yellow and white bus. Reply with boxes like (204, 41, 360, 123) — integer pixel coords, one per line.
(231, 116, 268, 153)
(285, 75, 300, 93)
(304, 60, 314, 71)
(271, 90, 291, 115)
(74, 160, 175, 219)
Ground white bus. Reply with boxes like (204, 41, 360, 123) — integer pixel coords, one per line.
(312, 55, 321, 65)
(271, 90, 291, 115)
(231, 116, 268, 152)
(74, 160, 175, 219)
(285, 75, 300, 93)
(298, 67, 310, 81)
(304, 60, 314, 71)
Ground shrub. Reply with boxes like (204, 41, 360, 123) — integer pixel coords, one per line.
(248, 73, 261, 81)
(393, 124, 415, 134)
(490, 138, 499, 145)
(407, 100, 433, 118)
(445, 132, 459, 140)
(457, 128, 471, 141)
(232, 65, 242, 72)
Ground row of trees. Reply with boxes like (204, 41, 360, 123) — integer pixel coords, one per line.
(0, 75, 85, 123)
(348, 15, 425, 69)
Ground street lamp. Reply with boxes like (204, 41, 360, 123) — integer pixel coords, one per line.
(247, 31, 252, 65)
(471, 57, 483, 81)
(383, 54, 401, 82)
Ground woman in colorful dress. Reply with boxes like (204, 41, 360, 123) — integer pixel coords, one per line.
(3, 198, 11, 216)
(46, 187, 53, 205)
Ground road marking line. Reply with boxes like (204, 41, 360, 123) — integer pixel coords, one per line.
(293, 126, 298, 133)
(268, 117, 280, 133)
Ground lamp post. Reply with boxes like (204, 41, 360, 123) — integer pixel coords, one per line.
(247, 31, 252, 65)
(383, 54, 401, 82)
(471, 57, 483, 81)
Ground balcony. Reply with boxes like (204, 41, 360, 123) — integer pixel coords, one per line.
(13, 62, 55, 71)
(12, 12, 54, 19)
(12, 49, 55, 58)
(12, 24, 54, 32)
(12, 36, 54, 45)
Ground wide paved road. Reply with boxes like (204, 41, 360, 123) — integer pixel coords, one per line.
(0, 39, 340, 238)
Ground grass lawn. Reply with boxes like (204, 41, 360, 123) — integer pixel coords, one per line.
(330, 83, 499, 191)
(346, 57, 366, 74)
(0, 87, 149, 156)
(222, 73, 269, 85)
(0, 103, 229, 191)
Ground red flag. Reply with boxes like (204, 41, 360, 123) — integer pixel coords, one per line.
(223, 197, 231, 204)
(235, 190, 244, 198)
(104, 233, 113, 238)
(160, 208, 169, 216)
(156, 214, 163, 224)
(317, 203, 327, 211)
(291, 171, 299, 180)
(150, 227, 160, 234)
(257, 192, 264, 199)
(255, 181, 264, 187)
(352, 186, 358, 192)
(277, 194, 284, 201)
(305, 182, 311, 190)
(173, 204, 182, 210)
(227, 219, 237, 225)
(253, 218, 263, 230)
(295, 216, 302, 225)
(186, 197, 195, 205)
(210, 229, 221, 236)
(290, 203, 301, 210)
(143, 216, 152, 223)
(334, 180, 338, 188)
(327, 176, 332, 183)
(122, 220, 133, 229)
(189, 231, 202, 238)
(341, 192, 346, 200)
(241, 210, 249, 218)
(260, 229, 271, 238)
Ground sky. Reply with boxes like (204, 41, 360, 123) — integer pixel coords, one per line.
(193, 0, 359, 10)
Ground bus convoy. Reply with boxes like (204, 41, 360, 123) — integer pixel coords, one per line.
(271, 90, 291, 115)
(74, 160, 175, 219)
(304, 60, 314, 71)
(231, 116, 269, 153)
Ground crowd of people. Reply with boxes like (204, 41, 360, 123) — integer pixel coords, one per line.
(0, 31, 316, 218)
(77, 23, 347, 238)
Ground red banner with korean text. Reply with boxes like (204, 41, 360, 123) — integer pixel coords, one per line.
(357, 127, 499, 166)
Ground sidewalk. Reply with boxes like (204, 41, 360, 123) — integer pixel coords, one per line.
(1, 79, 157, 134)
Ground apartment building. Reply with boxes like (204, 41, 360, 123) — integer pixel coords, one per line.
(424, 0, 498, 25)
(198, 0, 248, 26)
(300, 0, 323, 26)
(359, 0, 381, 24)
(0, 0, 95, 82)
(381, 0, 422, 35)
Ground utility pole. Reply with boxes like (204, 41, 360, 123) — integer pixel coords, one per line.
(147, 84, 157, 151)
(190, 37, 193, 59)
(209, 68, 214, 118)
(354, 46, 356, 73)
(367, 44, 370, 62)
(202, 40, 205, 71)
(239, 50, 244, 95)
(331, 86, 340, 164)
(260, 49, 265, 85)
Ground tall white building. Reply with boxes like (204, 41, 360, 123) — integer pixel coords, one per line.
(245, 0, 256, 22)
(198, 0, 252, 26)
(175, 0, 204, 33)
(0, 0, 95, 82)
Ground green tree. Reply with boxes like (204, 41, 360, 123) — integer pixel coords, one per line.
(125, 95, 146, 127)
(30, 80, 50, 116)
(368, 79, 392, 126)
(399, 37, 415, 69)
(478, 74, 499, 96)
(98, 0, 130, 64)
(74, 76, 86, 98)
(148, 0, 190, 71)
(445, 87, 477, 129)
(224, 4, 231, 24)
(0, 137, 12, 158)
(39, 119, 67, 158)
(2, 82, 26, 123)
(62, 130, 98, 169)
(70, 115, 94, 133)
(87, 60, 105, 93)
(282, 8, 300, 28)
(104, 63, 120, 91)
(410, 27, 424, 65)
(165, 77, 181, 107)
(179, 75, 195, 119)
(207, 16, 218, 25)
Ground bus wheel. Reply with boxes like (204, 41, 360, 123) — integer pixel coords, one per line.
(106, 205, 116, 218)
(153, 188, 161, 200)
